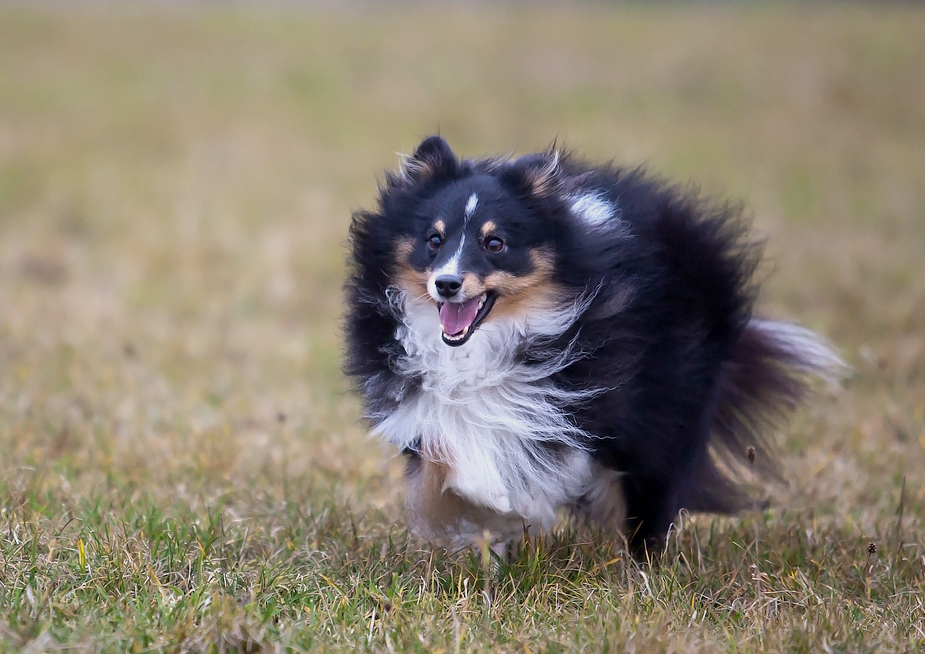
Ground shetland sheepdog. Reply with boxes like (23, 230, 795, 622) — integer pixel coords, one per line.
(344, 135, 840, 553)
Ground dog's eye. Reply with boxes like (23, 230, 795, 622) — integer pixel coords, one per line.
(484, 236, 505, 253)
(427, 234, 443, 250)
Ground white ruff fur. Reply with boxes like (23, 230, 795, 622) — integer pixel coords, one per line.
(373, 288, 599, 542)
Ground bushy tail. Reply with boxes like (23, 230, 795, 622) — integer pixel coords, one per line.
(690, 319, 846, 513)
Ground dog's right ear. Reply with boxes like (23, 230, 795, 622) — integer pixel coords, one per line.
(400, 136, 458, 183)
(498, 151, 562, 199)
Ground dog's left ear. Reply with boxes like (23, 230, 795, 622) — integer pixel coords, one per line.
(400, 135, 459, 184)
(499, 151, 562, 198)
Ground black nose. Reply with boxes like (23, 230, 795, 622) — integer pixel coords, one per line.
(434, 274, 462, 298)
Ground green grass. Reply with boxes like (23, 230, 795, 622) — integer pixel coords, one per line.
(1, 3, 923, 652)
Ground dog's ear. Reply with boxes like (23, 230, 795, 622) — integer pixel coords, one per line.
(401, 135, 458, 183)
(499, 151, 562, 198)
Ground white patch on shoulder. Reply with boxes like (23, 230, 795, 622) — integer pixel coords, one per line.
(569, 192, 620, 227)
(464, 193, 479, 222)
(373, 289, 600, 543)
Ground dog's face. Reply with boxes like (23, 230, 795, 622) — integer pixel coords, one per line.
(391, 139, 560, 346)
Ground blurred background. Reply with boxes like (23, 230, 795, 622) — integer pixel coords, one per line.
(0, 2, 923, 530)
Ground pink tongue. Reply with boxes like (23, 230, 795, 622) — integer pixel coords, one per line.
(439, 298, 481, 335)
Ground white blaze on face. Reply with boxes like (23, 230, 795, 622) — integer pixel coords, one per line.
(427, 233, 466, 301)
(426, 193, 479, 302)
(464, 193, 479, 222)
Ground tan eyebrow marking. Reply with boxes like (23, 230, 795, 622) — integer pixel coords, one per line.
(479, 221, 497, 237)
(434, 220, 446, 236)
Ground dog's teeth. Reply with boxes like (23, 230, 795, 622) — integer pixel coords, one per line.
(441, 325, 469, 342)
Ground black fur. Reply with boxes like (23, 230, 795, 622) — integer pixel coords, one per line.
(345, 136, 836, 549)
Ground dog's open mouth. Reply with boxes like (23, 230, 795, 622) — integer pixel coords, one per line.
(438, 292, 496, 346)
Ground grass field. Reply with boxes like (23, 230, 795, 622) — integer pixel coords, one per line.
(1, 3, 923, 652)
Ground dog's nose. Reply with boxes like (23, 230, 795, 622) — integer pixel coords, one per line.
(434, 274, 463, 298)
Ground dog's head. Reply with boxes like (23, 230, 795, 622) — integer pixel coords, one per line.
(392, 136, 563, 346)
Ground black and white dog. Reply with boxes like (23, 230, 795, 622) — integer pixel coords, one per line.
(345, 136, 839, 552)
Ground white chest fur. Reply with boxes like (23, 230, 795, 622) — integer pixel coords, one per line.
(373, 292, 595, 531)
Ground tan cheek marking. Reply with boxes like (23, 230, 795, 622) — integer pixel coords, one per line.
(394, 238, 414, 263)
(461, 273, 486, 299)
(398, 270, 430, 298)
(484, 249, 554, 296)
(490, 283, 566, 320)
(394, 238, 430, 297)
(484, 270, 534, 296)
(484, 249, 563, 319)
